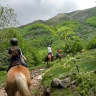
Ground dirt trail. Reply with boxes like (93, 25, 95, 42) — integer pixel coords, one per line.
(0, 67, 46, 96)
(0, 87, 6, 96)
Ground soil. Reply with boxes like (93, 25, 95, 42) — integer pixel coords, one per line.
(0, 67, 45, 96)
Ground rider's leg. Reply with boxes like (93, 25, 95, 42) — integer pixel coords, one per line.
(20, 61, 28, 67)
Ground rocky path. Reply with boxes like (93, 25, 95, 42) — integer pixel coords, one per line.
(0, 87, 6, 96)
(30, 68, 45, 96)
(0, 67, 46, 96)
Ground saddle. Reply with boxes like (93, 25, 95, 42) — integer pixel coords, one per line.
(48, 53, 52, 55)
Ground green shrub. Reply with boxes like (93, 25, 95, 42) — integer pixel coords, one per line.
(87, 35, 96, 49)
(63, 37, 84, 54)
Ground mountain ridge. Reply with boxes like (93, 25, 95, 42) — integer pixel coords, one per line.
(19, 7, 96, 28)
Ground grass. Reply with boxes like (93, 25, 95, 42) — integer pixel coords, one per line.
(0, 71, 6, 87)
(41, 49, 96, 95)
(0, 49, 96, 95)
(31, 88, 40, 96)
(51, 88, 73, 96)
(41, 60, 71, 87)
(29, 63, 45, 71)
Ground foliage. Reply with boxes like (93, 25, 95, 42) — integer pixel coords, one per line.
(0, 28, 20, 69)
(0, 28, 42, 71)
(87, 35, 96, 49)
(55, 26, 75, 39)
(86, 16, 96, 27)
(0, 6, 96, 96)
(54, 26, 85, 54)
(63, 36, 85, 54)
(0, 5, 19, 29)
(75, 72, 96, 96)
(0, 71, 6, 87)
(21, 22, 54, 38)
(41, 49, 96, 95)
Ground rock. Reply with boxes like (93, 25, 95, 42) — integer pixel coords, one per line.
(70, 85, 76, 92)
(88, 89, 95, 96)
(59, 77, 71, 88)
(51, 78, 60, 87)
(51, 77, 71, 88)
(37, 75, 42, 80)
(40, 86, 51, 96)
(71, 80, 76, 85)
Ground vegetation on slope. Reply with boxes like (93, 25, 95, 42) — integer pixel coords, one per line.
(41, 49, 96, 95)
(0, 5, 96, 95)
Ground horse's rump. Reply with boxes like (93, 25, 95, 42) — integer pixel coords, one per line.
(5, 65, 31, 96)
(45, 54, 52, 62)
(48, 54, 52, 60)
(56, 53, 62, 60)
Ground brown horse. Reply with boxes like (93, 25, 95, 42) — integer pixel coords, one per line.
(45, 53, 53, 68)
(56, 52, 62, 61)
(5, 62, 31, 96)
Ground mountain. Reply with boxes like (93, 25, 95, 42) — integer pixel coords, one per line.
(19, 7, 96, 28)
(18, 7, 96, 41)
(45, 7, 96, 25)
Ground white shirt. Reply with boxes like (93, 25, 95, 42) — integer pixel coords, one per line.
(48, 47, 52, 53)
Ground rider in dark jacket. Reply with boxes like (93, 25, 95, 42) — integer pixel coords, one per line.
(7, 38, 27, 72)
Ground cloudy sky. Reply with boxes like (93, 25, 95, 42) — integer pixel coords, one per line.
(0, 0, 96, 25)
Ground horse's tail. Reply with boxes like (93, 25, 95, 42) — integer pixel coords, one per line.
(15, 72, 31, 96)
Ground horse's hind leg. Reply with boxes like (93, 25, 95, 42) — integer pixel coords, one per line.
(47, 62, 49, 68)
(6, 92, 17, 96)
(5, 87, 17, 96)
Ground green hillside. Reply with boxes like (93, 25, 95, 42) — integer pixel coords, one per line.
(45, 7, 96, 25)
(41, 49, 96, 96)
(19, 7, 96, 41)
(1, 6, 96, 70)
(0, 6, 96, 95)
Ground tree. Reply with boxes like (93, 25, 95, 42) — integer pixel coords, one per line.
(0, 5, 19, 43)
(55, 26, 84, 54)
(55, 26, 75, 39)
(0, 5, 19, 29)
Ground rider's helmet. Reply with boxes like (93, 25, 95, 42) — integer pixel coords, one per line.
(10, 38, 18, 46)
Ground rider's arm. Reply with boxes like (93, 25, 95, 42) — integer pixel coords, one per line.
(19, 48, 26, 61)
(8, 48, 13, 57)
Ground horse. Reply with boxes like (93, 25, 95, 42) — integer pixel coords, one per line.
(5, 61, 31, 96)
(56, 52, 62, 61)
(44, 53, 53, 68)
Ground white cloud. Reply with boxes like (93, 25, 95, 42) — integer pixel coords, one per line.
(74, 0, 95, 9)
(0, 0, 95, 25)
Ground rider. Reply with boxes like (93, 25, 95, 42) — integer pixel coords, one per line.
(56, 49, 61, 58)
(57, 49, 60, 53)
(48, 45, 54, 58)
(7, 38, 27, 72)
(48, 45, 52, 54)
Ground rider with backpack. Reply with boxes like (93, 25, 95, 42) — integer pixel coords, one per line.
(7, 38, 27, 72)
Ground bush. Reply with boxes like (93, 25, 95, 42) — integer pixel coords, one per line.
(87, 35, 96, 49)
(63, 37, 84, 54)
